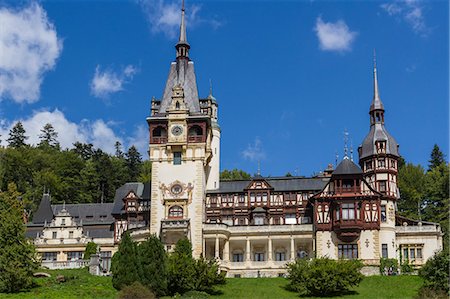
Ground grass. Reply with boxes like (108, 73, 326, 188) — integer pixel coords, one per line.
(214, 275, 423, 299)
(0, 269, 423, 299)
(0, 269, 116, 299)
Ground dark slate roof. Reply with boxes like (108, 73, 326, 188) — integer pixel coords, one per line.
(52, 203, 114, 224)
(333, 158, 363, 175)
(158, 60, 200, 113)
(359, 124, 399, 159)
(112, 182, 151, 215)
(84, 224, 114, 238)
(32, 194, 54, 224)
(207, 177, 328, 194)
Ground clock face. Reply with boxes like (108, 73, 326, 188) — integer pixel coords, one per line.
(171, 184, 183, 195)
(172, 125, 183, 136)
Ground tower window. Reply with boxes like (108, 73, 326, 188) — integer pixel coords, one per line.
(342, 203, 355, 220)
(379, 181, 387, 193)
(382, 244, 388, 258)
(175, 101, 180, 109)
(378, 159, 386, 168)
(168, 205, 183, 219)
(365, 161, 373, 170)
(381, 205, 387, 222)
(173, 152, 182, 165)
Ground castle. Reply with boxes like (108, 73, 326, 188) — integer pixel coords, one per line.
(28, 4, 443, 277)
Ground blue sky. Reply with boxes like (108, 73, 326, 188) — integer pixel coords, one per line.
(0, 0, 448, 177)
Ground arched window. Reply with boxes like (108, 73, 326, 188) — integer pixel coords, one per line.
(188, 125, 203, 136)
(152, 126, 167, 137)
(168, 205, 183, 219)
(175, 101, 180, 109)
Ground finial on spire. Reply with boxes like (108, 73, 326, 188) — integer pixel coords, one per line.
(350, 138, 354, 161)
(373, 48, 377, 69)
(176, 0, 190, 58)
(209, 78, 213, 96)
(343, 129, 349, 159)
(370, 49, 384, 112)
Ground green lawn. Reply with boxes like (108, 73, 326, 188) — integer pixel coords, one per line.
(0, 269, 423, 299)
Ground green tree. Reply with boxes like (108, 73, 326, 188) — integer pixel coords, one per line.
(111, 232, 142, 290)
(418, 250, 450, 294)
(38, 123, 59, 148)
(71, 142, 94, 161)
(167, 238, 196, 295)
(84, 242, 98, 260)
(397, 163, 426, 219)
(126, 146, 142, 182)
(115, 141, 124, 159)
(138, 235, 168, 296)
(428, 144, 446, 171)
(138, 160, 152, 183)
(0, 183, 38, 293)
(7, 122, 28, 148)
(220, 169, 251, 181)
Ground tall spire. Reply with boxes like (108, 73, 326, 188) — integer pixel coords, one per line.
(370, 49, 384, 113)
(176, 0, 190, 59)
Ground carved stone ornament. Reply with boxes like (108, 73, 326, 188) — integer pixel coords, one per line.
(160, 180, 194, 203)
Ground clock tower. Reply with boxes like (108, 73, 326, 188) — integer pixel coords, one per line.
(146, 2, 220, 257)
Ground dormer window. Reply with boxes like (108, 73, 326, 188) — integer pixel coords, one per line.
(376, 141, 386, 153)
(61, 218, 66, 226)
(365, 161, 373, 170)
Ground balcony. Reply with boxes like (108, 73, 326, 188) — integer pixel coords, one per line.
(128, 221, 147, 230)
(396, 225, 441, 235)
(333, 219, 364, 242)
(334, 186, 361, 194)
(161, 218, 190, 230)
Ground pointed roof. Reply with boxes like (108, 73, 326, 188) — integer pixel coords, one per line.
(177, 0, 189, 47)
(32, 194, 54, 224)
(370, 52, 384, 112)
(333, 158, 363, 175)
(157, 1, 200, 114)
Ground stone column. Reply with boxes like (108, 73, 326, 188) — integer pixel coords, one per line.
(215, 236, 220, 259)
(223, 239, 230, 262)
(267, 237, 272, 261)
(290, 237, 295, 261)
(246, 238, 251, 261)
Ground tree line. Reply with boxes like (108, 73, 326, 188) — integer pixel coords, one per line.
(0, 122, 151, 218)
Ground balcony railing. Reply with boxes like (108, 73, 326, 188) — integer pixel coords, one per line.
(335, 187, 361, 194)
(396, 225, 441, 234)
(203, 223, 313, 234)
(187, 135, 205, 143)
(128, 221, 147, 230)
(150, 137, 168, 144)
(41, 260, 89, 270)
(161, 219, 190, 229)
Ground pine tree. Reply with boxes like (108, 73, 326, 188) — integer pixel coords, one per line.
(0, 183, 38, 293)
(138, 235, 168, 296)
(428, 144, 445, 171)
(114, 141, 124, 159)
(7, 122, 28, 148)
(138, 160, 152, 183)
(111, 232, 142, 290)
(126, 146, 142, 182)
(38, 123, 59, 148)
(167, 238, 196, 295)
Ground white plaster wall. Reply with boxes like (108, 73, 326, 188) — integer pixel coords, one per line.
(359, 230, 377, 260)
(206, 128, 220, 191)
(396, 234, 443, 263)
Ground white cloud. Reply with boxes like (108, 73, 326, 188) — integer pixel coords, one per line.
(0, 3, 62, 103)
(127, 124, 149, 157)
(381, 0, 429, 36)
(138, 0, 221, 39)
(90, 64, 137, 99)
(0, 109, 131, 154)
(314, 17, 357, 52)
(241, 137, 266, 161)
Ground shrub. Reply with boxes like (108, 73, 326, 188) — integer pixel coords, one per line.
(287, 257, 364, 296)
(379, 258, 398, 275)
(414, 287, 448, 299)
(193, 255, 226, 293)
(418, 250, 449, 294)
(401, 260, 414, 274)
(117, 281, 156, 299)
(83, 241, 97, 260)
